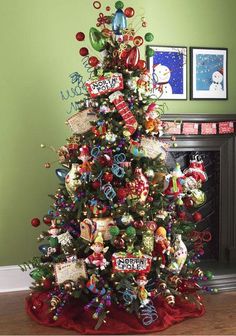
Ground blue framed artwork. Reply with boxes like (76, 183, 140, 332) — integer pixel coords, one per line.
(147, 46, 187, 100)
(190, 47, 228, 100)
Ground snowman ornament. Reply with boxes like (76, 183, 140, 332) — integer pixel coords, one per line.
(153, 64, 172, 98)
(209, 70, 223, 91)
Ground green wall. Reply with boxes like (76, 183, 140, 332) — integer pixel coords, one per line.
(0, 0, 236, 266)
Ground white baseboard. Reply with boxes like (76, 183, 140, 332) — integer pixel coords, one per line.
(0, 265, 31, 293)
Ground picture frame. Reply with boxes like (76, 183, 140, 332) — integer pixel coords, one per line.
(190, 47, 228, 100)
(147, 46, 187, 100)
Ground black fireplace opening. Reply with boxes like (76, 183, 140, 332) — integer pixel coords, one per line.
(166, 150, 220, 262)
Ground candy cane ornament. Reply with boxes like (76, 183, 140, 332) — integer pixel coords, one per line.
(109, 91, 138, 135)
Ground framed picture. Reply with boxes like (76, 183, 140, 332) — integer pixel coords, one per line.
(147, 46, 187, 100)
(190, 47, 228, 100)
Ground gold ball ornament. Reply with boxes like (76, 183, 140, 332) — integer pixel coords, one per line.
(158, 282, 167, 291)
(193, 267, 204, 277)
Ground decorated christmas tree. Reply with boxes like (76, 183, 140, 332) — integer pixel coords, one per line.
(24, 1, 215, 333)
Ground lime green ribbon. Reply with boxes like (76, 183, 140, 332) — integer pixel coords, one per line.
(172, 176, 178, 192)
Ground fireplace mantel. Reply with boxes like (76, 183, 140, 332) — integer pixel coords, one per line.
(162, 114, 236, 264)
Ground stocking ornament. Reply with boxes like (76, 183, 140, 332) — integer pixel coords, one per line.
(109, 91, 138, 136)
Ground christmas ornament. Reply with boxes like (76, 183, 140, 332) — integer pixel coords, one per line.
(165, 294, 175, 306)
(164, 163, 186, 198)
(193, 212, 202, 222)
(89, 27, 107, 52)
(76, 32, 85, 41)
(136, 274, 149, 306)
(88, 56, 99, 67)
(124, 7, 135, 18)
(184, 155, 207, 183)
(191, 189, 206, 207)
(55, 168, 69, 182)
(103, 172, 113, 183)
(112, 253, 152, 273)
(54, 260, 87, 284)
(144, 32, 154, 42)
(126, 167, 149, 204)
(31, 218, 40, 227)
(125, 46, 140, 68)
(142, 229, 154, 255)
(43, 215, 52, 225)
(167, 234, 187, 274)
(85, 233, 109, 270)
(112, 8, 127, 35)
(86, 73, 124, 98)
(66, 109, 98, 134)
(121, 213, 133, 225)
(109, 91, 138, 135)
(113, 236, 125, 249)
(79, 47, 89, 56)
(153, 227, 174, 268)
(65, 163, 81, 199)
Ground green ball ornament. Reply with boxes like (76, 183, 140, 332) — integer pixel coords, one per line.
(30, 269, 45, 281)
(110, 226, 120, 237)
(115, 1, 124, 9)
(126, 226, 136, 237)
(205, 271, 213, 280)
(146, 48, 155, 57)
(145, 32, 154, 42)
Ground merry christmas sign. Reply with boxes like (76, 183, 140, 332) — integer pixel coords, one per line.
(112, 253, 152, 273)
(86, 73, 124, 98)
(54, 260, 87, 284)
(66, 109, 98, 134)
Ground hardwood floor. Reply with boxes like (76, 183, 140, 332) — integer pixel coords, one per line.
(0, 291, 236, 335)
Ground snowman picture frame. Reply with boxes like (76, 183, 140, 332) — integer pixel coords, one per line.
(147, 45, 187, 100)
(190, 47, 228, 100)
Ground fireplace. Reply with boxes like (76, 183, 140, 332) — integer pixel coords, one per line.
(162, 114, 236, 290)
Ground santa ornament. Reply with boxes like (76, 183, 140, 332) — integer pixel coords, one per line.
(164, 163, 186, 198)
(184, 155, 207, 184)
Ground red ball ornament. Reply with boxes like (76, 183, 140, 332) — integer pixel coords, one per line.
(76, 32, 85, 41)
(106, 6, 111, 11)
(117, 187, 128, 199)
(136, 59, 146, 70)
(183, 196, 194, 208)
(193, 212, 202, 222)
(79, 47, 89, 56)
(133, 36, 144, 47)
(178, 211, 186, 220)
(103, 172, 113, 183)
(114, 237, 125, 249)
(88, 56, 99, 67)
(31, 218, 40, 227)
(91, 180, 101, 189)
(43, 215, 52, 225)
(124, 7, 135, 18)
(133, 220, 144, 229)
(42, 278, 52, 289)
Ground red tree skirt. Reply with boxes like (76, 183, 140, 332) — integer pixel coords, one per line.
(26, 291, 205, 334)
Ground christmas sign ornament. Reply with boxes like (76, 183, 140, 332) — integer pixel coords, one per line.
(140, 137, 169, 160)
(66, 109, 98, 134)
(112, 253, 152, 273)
(86, 73, 124, 98)
(54, 260, 87, 285)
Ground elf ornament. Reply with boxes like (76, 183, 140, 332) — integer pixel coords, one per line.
(164, 163, 186, 199)
(153, 227, 174, 268)
(136, 274, 150, 307)
(109, 91, 138, 136)
(85, 233, 109, 270)
(144, 102, 162, 135)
